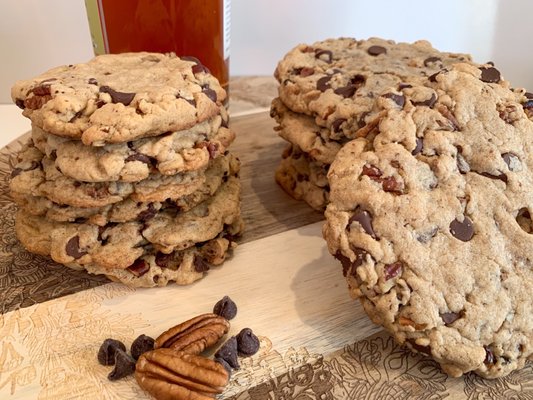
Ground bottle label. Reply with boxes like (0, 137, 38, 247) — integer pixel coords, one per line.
(223, 0, 231, 59)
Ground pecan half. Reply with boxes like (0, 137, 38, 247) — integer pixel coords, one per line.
(136, 348, 228, 399)
(155, 313, 230, 355)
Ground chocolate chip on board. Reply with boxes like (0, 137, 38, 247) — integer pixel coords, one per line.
(97, 338, 126, 366)
(215, 336, 239, 369)
(131, 334, 155, 360)
(236, 328, 260, 357)
(108, 349, 136, 381)
(213, 295, 238, 320)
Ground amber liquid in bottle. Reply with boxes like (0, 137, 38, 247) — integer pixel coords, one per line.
(86, 0, 230, 91)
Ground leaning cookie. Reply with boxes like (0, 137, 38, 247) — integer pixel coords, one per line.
(11, 52, 225, 144)
(275, 37, 476, 139)
(31, 110, 233, 182)
(275, 144, 329, 211)
(323, 63, 532, 378)
(11, 153, 240, 225)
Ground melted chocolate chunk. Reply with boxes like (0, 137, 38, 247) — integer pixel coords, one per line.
(383, 262, 402, 280)
(125, 153, 152, 165)
(32, 85, 52, 96)
(449, 217, 474, 241)
(316, 76, 332, 92)
(413, 93, 437, 108)
(127, 259, 150, 277)
(314, 49, 333, 63)
(193, 255, 210, 272)
(502, 152, 519, 171)
(440, 312, 461, 325)
(479, 67, 501, 83)
(332, 118, 346, 133)
(423, 56, 442, 67)
(99, 86, 135, 106)
(412, 137, 423, 155)
(334, 84, 357, 98)
(361, 164, 382, 179)
(192, 63, 211, 74)
(334, 248, 368, 277)
(202, 85, 217, 102)
(349, 209, 377, 238)
(382, 93, 405, 108)
(367, 45, 387, 56)
(65, 236, 87, 259)
(155, 252, 173, 268)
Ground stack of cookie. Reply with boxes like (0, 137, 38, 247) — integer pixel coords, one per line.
(9, 52, 243, 288)
(271, 37, 475, 210)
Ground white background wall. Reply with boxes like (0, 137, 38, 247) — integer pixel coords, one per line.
(1, 0, 532, 104)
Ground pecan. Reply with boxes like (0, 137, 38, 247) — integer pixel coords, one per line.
(135, 348, 228, 399)
(155, 313, 230, 355)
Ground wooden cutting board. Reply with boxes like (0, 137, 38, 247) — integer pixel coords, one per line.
(0, 112, 530, 399)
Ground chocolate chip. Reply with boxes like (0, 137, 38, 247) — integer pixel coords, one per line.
(440, 312, 461, 325)
(99, 85, 135, 106)
(502, 152, 519, 171)
(298, 67, 315, 77)
(449, 217, 474, 241)
(332, 118, 346, 133)
(125, 153, 152, 165)
(382, 93, 405, 108)
(525, 92, 533, 99)
(381, 176, 404, 194)
(213, 295, 238, 320)
(193, 255, 210, 272)
(97, 338, 126, 365)
(10, 168, 22, 178)
(334, 248, 368, 277)
(480, 171, 508, 183)
(15, 99, 25, 109)
(88, 78, 98, 85)
(65, 236, 87, 259)
(361, 164, 382, 179)
(314, 49, 332, 64)
(334, 84, 357, 98)
(155, 252, 173, 268)
(108, 349, 136, 381)
(349, 209, 376, 239)
(215, 336, 239, 369)
(69, 110, 83, 122)
(130, 334, 155, 360)
(32, 85, 52, 96)
(484, 346, 496, 365)
(351, 74, 366, 88)
(413, 93, 437, 108)
(367, 45, 386, 56)
(214, 357, 232, 377)
(127, 259, 150, 277)
(399, 83, 413, 90)
(479, 67, 501, 83)
(412, 137, 423, 155)
(202, 85, 217, 102)
(428, 71, 441, 83)
(236, 328, 260, 356)
(423, 56, 442, 67)
(138, 203, 157, 222)
(95, 100, 106, 108)
(192, 63, 211, 74)
(316, 76, 332, 92)
(383, 262, 402, 280)
(181, 55, 202, 64)
(408, 340, 431, 355)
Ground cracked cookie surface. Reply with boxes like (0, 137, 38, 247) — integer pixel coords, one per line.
(323, 63, 533, 378)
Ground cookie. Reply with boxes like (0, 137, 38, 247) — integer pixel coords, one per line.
(10, 142, 209, 208)
(275, 144, 329, 211)
(275, 37, 475, 139)
(323, 63, 532, 378)
(15, 176, 242, 270)
(11, 153, 240, 225)
(271, 97, 345, 165)
(11, 52, 225, 144)
(31, 110, 233, 182)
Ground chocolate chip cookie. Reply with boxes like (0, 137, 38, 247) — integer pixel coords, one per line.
(12, 152, 240, 225)
(275, 37, 474, 139)
(10, 142, 210, 208)
(275, 144, 329, 211)
(323, 63, 532, 378)
(16, 175, 242, 271)
(31, 110, 233, 182)
(11, 52, 225, 144)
